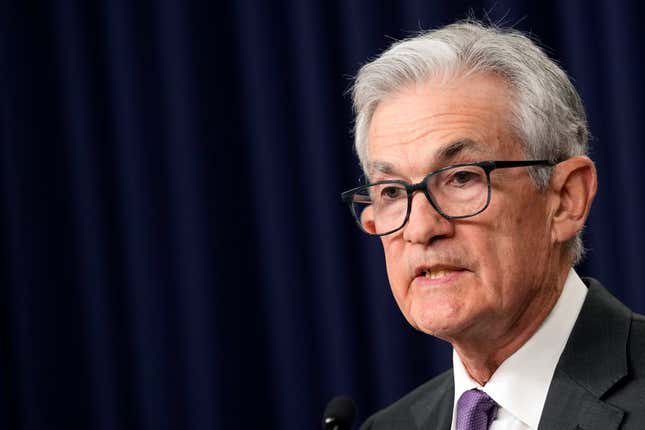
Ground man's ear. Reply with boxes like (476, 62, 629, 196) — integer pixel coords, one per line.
(549, 156, 597, 245)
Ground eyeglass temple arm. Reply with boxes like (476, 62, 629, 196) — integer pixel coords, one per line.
(490, 160, 555, 170)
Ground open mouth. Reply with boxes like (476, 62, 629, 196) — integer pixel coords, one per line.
(419, 269, 460, 280)
(415, 266, 467, 282)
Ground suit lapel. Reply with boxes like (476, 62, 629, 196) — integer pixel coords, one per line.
(539, 368, 624, 430)
(410, 371, 454, 430)
(538, 278, 631, 430)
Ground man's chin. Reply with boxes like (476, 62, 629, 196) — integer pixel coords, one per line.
(414, 322, 466, 340)
(408, 307, 471, 339)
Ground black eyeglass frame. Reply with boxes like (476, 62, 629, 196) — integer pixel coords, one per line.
(340, 159, 556, 236)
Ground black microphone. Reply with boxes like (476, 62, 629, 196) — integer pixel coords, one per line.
(322, 395, 357, 430)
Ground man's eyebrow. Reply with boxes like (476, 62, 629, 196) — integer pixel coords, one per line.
(368, 160, 395, 176)
(435, 139, 487, 163)
(367, 139, 489, 178)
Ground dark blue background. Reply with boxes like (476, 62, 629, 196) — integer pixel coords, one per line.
(2, 1, 644, 429)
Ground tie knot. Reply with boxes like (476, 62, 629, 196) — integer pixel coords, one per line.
(456, 389, 498, 430)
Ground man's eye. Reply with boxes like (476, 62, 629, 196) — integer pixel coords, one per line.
(448, 170, 481, 186)
(381, 186, 404, 199)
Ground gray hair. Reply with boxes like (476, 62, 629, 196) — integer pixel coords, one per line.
(351, 20, 589, 264)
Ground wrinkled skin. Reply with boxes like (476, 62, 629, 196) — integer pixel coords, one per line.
(365, 73, 593, 382)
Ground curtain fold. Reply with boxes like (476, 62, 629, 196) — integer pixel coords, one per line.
(3, 1, 645, 429)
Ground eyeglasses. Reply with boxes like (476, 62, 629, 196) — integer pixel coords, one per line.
(341, 160, 555, 236)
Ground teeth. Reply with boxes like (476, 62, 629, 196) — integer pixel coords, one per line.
(424, 270, 454, 280)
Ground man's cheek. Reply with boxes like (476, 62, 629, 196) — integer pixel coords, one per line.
(387, 265, 406, 297)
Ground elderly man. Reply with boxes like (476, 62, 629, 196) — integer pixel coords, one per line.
(341, 21, 645, 429)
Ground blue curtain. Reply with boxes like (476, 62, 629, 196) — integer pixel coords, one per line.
(2, 1, 644, 429)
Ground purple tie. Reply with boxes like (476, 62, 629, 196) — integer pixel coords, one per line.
(456, 389, 498, 430)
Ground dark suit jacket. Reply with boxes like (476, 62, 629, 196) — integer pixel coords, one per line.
(360, 278, 645, 429)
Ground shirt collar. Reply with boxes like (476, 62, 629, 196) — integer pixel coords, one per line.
(451, 269, 588, 429)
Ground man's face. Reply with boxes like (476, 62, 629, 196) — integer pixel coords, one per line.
(367, 73, 559, 344)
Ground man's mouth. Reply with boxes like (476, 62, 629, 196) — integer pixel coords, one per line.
(420, 269, 460, 280)
(414, 266, 467, 284)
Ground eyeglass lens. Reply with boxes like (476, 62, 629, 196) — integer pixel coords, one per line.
(351, 165, 489, 235)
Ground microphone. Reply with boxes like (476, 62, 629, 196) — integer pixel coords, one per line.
(322, 395, 357, 430)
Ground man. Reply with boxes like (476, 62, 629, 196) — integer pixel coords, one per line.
(341, 21, 645, 429)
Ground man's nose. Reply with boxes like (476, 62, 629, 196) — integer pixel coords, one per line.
(402, 192, 454, 244)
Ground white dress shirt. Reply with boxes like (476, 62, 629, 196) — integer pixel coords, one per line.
(450, 269, 588, 430)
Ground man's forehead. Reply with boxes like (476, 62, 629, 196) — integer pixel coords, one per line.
(365, 73, 519, 178)
(367, 138, 493, 176)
